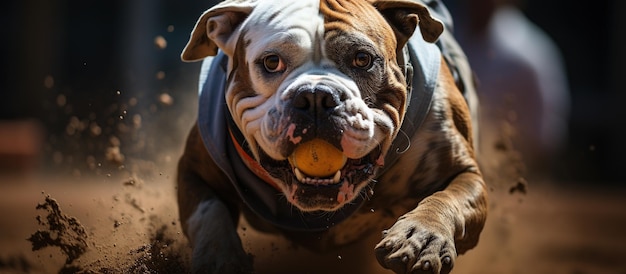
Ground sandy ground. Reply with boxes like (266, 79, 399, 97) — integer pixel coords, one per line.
(0, 97, 624, 273)
(1, 163, 625, 274)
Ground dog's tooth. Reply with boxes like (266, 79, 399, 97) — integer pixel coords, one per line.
(295, 168, 305, 182)
(333, 170, 341, 183)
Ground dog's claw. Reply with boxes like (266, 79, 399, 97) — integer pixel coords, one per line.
(402, 255, 409, 263)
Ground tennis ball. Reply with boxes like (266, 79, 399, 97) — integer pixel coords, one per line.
(289, 139, 347, 178)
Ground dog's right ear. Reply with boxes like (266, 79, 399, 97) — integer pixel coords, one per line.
(181, 0, 256, 62)
(370, 0, 444, 47)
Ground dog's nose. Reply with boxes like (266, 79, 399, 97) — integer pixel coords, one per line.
(292, 84, 340, 116)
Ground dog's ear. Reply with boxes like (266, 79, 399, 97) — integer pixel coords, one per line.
(181, 0, 256, 62)
(370, 0, 444, 46)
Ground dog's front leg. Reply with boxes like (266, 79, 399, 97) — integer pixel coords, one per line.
(375, 171, 488, 274)
(177, 125, 253, 273)
(186, 199, 253, 273)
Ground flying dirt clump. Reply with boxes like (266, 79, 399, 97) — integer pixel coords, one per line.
(27, 195, 88, 268)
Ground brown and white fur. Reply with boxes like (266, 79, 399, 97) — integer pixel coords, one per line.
(177, 0, 488, 273)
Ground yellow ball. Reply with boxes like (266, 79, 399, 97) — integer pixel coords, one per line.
(289, 139, 347, 178)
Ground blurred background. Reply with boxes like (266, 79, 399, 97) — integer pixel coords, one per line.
(446, 0, 626, 185)
(1, 0, 625, 273)
(1, 0, 624, 184)
(1, 0, 210, 178)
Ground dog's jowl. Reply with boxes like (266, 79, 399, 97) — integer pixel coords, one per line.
(177, 0, 488, 273)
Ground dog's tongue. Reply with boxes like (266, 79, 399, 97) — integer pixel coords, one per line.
(288, 139, 347, 178)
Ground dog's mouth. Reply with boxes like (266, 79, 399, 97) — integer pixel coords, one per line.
(289, 150, 377, 187)
(287, 139, 348, 185)
(259, 139, 381, 212)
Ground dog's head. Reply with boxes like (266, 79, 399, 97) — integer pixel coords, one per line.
(182, 0, 443, 212)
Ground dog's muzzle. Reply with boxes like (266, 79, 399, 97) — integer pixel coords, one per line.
(250, 78, 383, 211)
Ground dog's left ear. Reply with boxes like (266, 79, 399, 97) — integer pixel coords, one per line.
(181, 0, 256, 62)
(370, 0, 444, 47)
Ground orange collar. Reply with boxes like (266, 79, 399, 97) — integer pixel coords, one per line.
(228, 128, 281, 191)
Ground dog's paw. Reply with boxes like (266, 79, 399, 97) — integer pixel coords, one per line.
(374, 216, 456, 274)
(190, 231, 254, 274)
(191, 249, 253, 274)
(187, 200, 255, 274)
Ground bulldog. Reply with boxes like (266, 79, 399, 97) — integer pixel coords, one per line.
(177, 0, 488, 273)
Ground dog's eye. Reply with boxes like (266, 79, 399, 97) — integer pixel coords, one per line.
(353, 52, 372, 69)
(263, 54, 285, 73)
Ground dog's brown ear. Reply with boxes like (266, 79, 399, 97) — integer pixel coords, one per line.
(370, 0, 444, 46)
(181, 0, 256, 62)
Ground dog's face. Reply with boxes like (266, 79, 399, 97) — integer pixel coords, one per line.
(182, 0, 443, 212)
